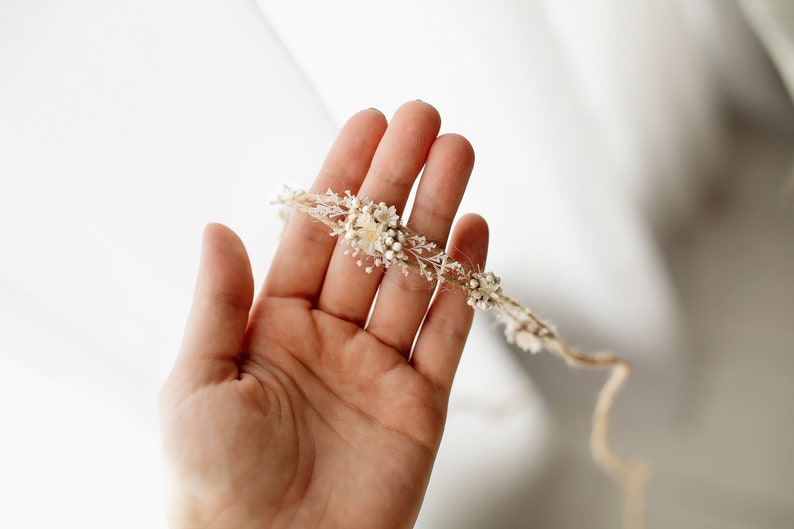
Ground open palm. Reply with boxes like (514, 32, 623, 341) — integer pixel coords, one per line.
(160, 102, 489, 529)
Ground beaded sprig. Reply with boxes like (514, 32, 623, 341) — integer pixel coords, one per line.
(276, 187, 651, 529)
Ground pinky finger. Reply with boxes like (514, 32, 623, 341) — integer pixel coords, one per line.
(410, 214, 489, 395)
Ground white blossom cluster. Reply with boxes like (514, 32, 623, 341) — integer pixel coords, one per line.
(302, 189, 458, 282)
(466, 271, 502, 310)
(339, 197, 405, 273)
(496, 307, 550, 354)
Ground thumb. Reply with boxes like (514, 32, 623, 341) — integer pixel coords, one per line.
(173, 223, 254, 390)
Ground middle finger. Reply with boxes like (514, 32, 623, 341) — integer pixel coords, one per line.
(317, 101, 441, 325)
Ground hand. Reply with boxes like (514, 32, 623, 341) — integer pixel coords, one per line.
(159, 101, 489, 529)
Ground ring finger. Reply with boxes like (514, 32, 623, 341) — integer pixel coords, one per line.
(365, 133, 475, 355)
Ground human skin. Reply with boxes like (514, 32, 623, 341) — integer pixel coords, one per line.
(159, 101, 489, 529)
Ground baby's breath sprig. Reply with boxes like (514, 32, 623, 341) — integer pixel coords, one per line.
(276, 187, 651, 529)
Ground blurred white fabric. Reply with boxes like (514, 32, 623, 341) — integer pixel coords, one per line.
(0, 1, 785, 527)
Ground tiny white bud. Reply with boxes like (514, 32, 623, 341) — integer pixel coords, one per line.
(515, 330, 543, 354)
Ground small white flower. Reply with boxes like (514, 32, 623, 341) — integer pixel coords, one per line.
(466, 271, 502, 309)
(352, 217, 386, 255)
(515, 330, 543, 354)
(337, 197, 410, 274)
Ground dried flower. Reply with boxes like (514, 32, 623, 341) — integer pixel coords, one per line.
(466, 271, 502, 310)
(340, 201, 405, 271)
